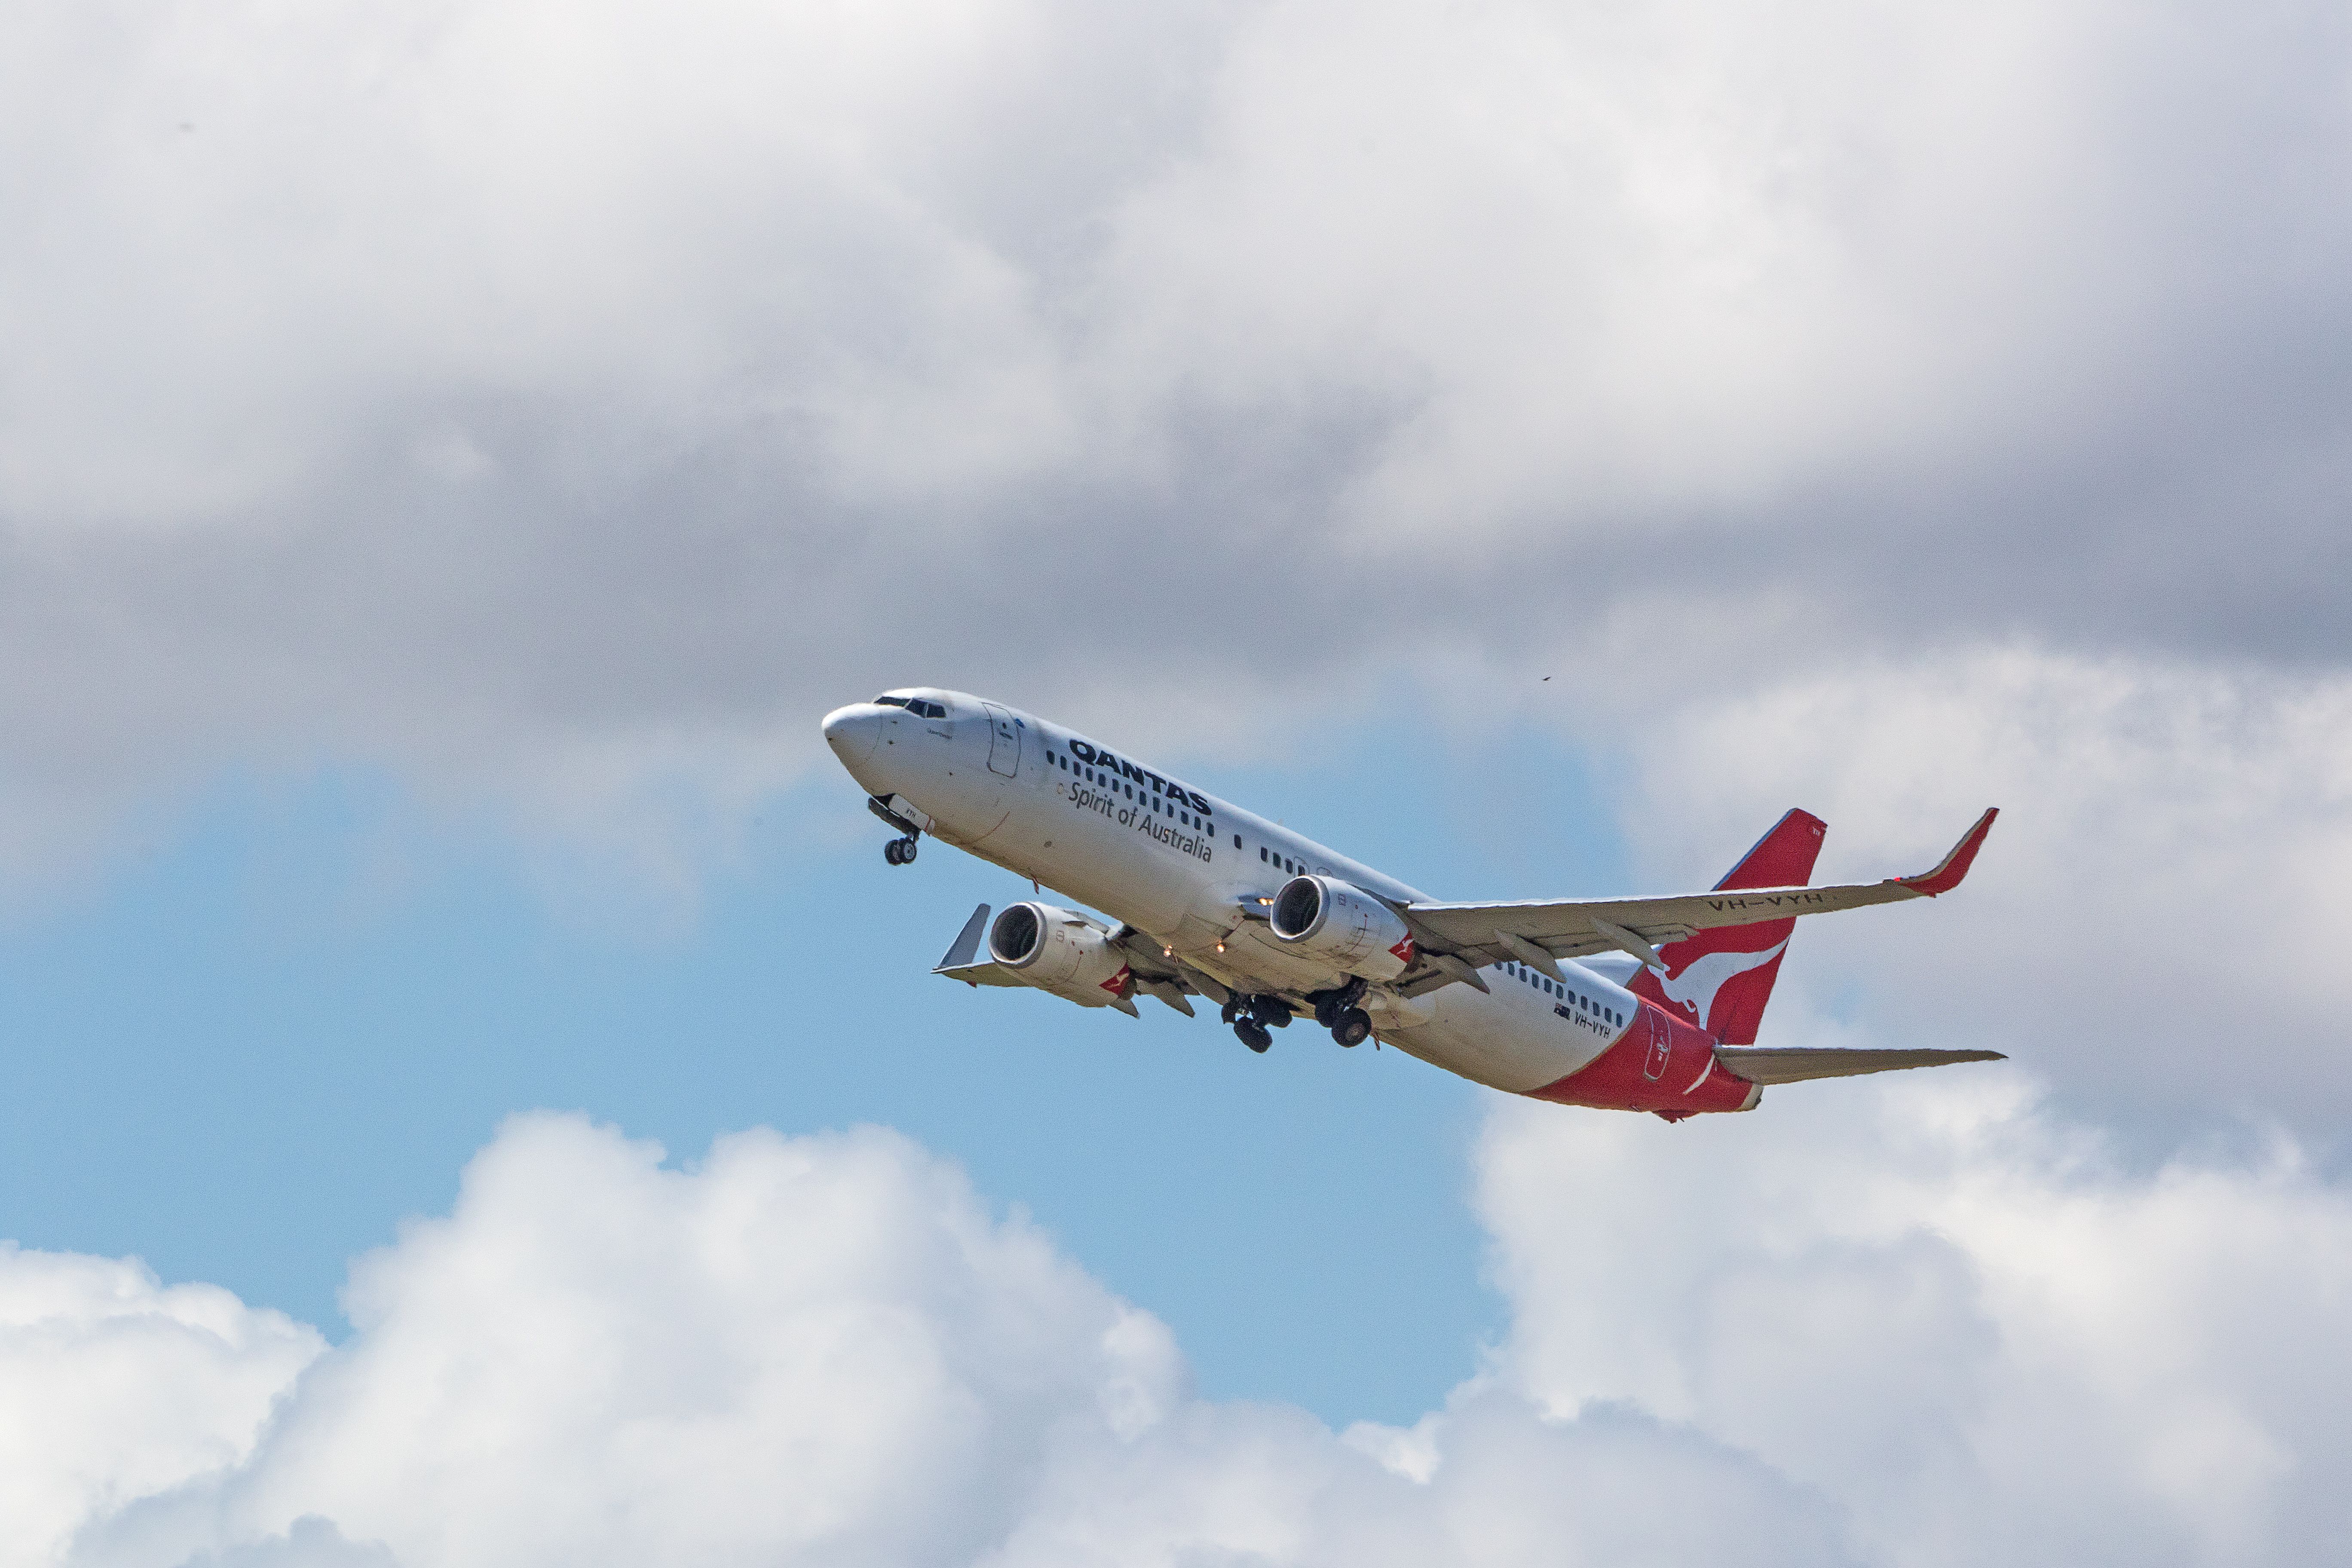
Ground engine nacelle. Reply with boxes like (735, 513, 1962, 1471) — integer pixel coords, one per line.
(1269, 876, 1415, 981)
(987, 902, 1132, 1006)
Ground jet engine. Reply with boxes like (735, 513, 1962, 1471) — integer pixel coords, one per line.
(1269, 876, 1415, 981)
(987, 902, 1132, 1006)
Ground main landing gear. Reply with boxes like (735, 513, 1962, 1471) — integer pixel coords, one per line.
(1224, 987, 1376, 1052)
(1311, 980, 1374, 1047)
(1222, 994, 1289, 1054)
(883, 835, 919, 866)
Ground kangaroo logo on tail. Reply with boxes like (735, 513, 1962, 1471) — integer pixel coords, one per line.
(1629, 808, 1825, 1045)
(1658, 939, 1788, 1029)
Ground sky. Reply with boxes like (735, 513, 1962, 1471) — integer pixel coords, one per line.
(3, 0, 2351, 1563)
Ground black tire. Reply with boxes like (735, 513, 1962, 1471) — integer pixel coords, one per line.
(1312, 997, 1341, 1029)
(1219, 997, 1242, 1026)
(1236, 1020, 1272, 1053)
(883, 839, 903, 865)
(1332, 1008, 1373, 1047)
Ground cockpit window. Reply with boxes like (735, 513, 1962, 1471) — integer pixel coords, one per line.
(914, 700, 947, 719)
(874, 695, 910, 707)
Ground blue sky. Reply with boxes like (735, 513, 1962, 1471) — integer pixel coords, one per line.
(0, 720, 1635, 1426)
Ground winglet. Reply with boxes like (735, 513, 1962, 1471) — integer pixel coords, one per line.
(935, 903, 991, 971)
(1897, 809, 1998, 897)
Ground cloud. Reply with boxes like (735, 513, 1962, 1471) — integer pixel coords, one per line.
(1564, 643, 2352, 1133)
(17, 1100, 2349, 1566)
(1478, 1075, 2352, 1565)
(0, 1246, 319, 1568)
(6, 0, 2352, 886)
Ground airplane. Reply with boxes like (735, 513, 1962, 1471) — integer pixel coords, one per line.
(821, 688, 2003, 1120)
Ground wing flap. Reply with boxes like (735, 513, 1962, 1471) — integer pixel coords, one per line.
(1715, 1047, 2006, 1084)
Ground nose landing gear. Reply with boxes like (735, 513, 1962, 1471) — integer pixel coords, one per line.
(869, 795, 928, 867)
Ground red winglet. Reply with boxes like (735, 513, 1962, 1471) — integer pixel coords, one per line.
(1897, 808, 1998, 897)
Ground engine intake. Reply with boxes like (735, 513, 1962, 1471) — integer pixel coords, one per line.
(1269, 876, 1415, 981)
(987, 902, 1131, 1005)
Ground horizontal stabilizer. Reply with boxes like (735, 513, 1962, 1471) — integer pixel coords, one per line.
(1715, 1046, 2006, 1084)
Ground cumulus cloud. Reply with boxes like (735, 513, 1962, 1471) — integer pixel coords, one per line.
(14, 1101, 2346, 1567)
(0, 1246, 319, 1568)
(6, 0, 2352, 883)
(1479, 1076, 2352, 1566)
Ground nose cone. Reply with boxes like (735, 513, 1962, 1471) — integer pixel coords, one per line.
(821, 703, 883, 768)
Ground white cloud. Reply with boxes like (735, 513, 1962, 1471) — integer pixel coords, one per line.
(15, 1099, 2348, 1567)
(0, 1247, 320, 1568)
(1478, 1074, 2352, 1565)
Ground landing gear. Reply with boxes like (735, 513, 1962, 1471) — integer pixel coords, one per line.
(1311, 978, 1368, 1030)
(1232, 995, 1289, 1053)
(1331, 1008, 1373, 1047)
(883, 836, 919, 865)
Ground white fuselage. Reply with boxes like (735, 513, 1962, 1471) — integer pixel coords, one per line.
(824, 687, 1645, 1098)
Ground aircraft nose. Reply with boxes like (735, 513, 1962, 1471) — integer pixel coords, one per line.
(821, 703, 882, 766)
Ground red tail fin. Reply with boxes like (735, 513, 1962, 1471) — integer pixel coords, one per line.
(1629, 809, 1825, 1045)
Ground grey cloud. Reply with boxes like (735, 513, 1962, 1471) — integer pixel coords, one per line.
(6, 0, 2347, 749)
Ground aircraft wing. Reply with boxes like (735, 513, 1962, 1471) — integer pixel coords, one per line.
(1396, 809, 1997, 979)
(1715, 1046, 2006, 1084)
(932, 903, 1030, 987)
(933, 903, 1209, 1016)
(1105, 925, 1211, 1016)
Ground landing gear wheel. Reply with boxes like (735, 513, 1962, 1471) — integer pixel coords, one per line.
(1236, 1020, 1273, 1053)
(884, 836, 919, 865)
(1332, 1008, 1373, 1048)
(1219, 997, 1242, 1026)
(1313, 997, 1341, 1029)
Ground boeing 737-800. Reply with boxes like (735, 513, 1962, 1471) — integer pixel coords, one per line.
(822, 689, 2002, 1119)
